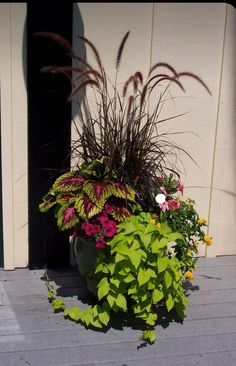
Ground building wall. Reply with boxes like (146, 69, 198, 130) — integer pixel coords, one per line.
(74, 3, 236, 257)
(207, 4, 236, 256)
(0, 3, 235, 268)
(0, 3, 28, 269)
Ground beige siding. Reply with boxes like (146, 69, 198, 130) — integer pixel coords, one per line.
(151, 3, 226, 257)
(1, 3, 235, 268)
(0, 3, 28, 269)
(74, 3, 236, 257)
(207, 4, 236, 256)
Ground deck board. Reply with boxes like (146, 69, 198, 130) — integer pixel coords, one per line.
(0, 255, 236, 365)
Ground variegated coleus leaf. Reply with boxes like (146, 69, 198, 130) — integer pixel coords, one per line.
(56, 193, 76, 205)
(112, 183, 135, 201)
(53, 171, 85, 192)
(57, 206, 80, 231)
(39, 192, 57, 213)
(74, 193, 103, 219)
(111, 206, 132, 221)
(83, 181, 114, 207)
(74, 196, 86, 219)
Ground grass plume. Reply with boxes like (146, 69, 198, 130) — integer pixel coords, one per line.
(36, 31, 211, 210)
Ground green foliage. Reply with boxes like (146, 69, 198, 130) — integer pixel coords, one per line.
(45, 213, 190, 344)
(94, 213, 189, 341)
(140, 329, 156, 344)
(44, 268, 65, 312)
(164, 197, 207, 273)
(39, 157, 136, 232)
(52, 298, 65, 312)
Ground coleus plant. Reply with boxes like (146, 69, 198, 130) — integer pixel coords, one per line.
(39, 157, 136, 233)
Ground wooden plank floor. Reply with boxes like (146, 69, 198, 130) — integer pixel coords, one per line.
(0, 255, 236, 366)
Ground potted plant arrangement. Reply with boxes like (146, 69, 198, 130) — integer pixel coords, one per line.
(38, 31, 212, 343)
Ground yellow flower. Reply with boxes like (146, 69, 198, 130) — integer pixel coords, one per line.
(185, 271, 194, 280)
(185, 198, 193, 208)
(204, 235, 213, 246)
(150, 219, 156, 225)
(187, 250, 193, 257)
(177, 197, 182, 203)
(156, 222, 161, 230)
(198, 218, 207, 225)
(193, 241, 199, 249)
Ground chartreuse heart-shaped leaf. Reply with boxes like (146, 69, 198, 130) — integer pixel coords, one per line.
(141, 329, 156, 343)
(64, 306, 82, 321)
(157, 256, 169, 273)
(165, 293, 174, 312)
(152, 287, 164, 303)
(97, 277, 110, 300)
(116, 293, 127, 311)
(164, 270, 173, 289)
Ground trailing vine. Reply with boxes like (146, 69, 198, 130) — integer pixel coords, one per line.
(44, 213, 191, 344)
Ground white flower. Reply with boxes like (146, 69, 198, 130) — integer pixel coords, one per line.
(155, 193, 166, 204)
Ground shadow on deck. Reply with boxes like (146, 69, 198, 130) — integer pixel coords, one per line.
(0, 255, 236, 366)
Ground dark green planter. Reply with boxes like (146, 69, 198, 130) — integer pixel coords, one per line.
(73, 236, 99, 297)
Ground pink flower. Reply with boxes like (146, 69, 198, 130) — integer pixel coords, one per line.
(160, 186, 168, 195)
(167, 199, 180, 211)
(96, 237, 106, 249)
(104, 204, 113, 215)
(80, 222, 87, 231)
(93, 224, 101, 235)
(159, 202, 169, 213)
(63, 207, 76, 224)
(177, 183, 184, 195)
(81, 222, 96, 237)
(103, 220, 117, 237)
(81, 221, 102, 236)
(98, 214, 110, 227)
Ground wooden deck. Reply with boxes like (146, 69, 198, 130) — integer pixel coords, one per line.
(0, 255, 236, 366)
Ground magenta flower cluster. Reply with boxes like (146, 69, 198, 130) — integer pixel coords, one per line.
(79, 204, 117, 249)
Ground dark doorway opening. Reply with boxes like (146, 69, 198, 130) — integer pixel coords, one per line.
(27, 3, 73, 268)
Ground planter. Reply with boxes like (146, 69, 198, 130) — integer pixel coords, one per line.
(73, 236, 99, 298)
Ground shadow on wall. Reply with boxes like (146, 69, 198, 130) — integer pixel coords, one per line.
(72, 3, 86, 122)
(25, 3, 86, 269)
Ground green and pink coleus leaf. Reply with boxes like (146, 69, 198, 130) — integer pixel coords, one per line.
(111, 206, 132, 221)
(83, 182, 114, 207)
(57, 206, 80, 230)
(53, 171, 85, 192)
(39, 192, 57, 213)
(39, 199, 56, 213)
(75, 193, 103, 219)
(56, 193, 76, 205)
(112, 183, 135, 201)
